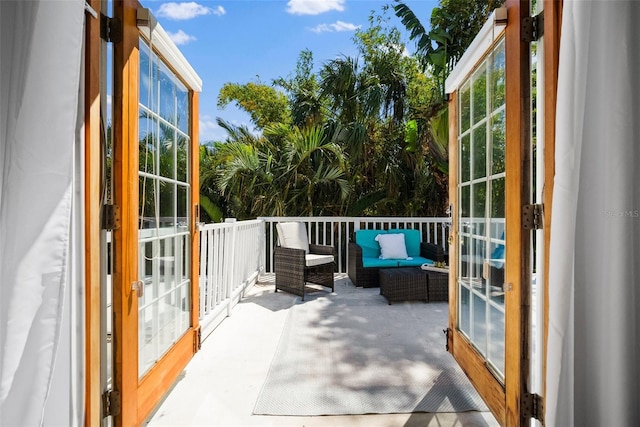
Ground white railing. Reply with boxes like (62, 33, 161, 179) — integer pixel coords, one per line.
(198, 219, 265, 338)
(259, 216, 450, 274)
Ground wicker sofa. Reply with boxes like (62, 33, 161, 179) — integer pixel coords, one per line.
(348, 229, 446, 288)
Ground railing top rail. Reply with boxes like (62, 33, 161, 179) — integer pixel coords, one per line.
(258, 216, 450, 222)
(198, 218, 264, 231)
(199, 217, 450, 235)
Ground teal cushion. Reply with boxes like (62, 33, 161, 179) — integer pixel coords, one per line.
(388, 229, 421, 257)
(362, 257, 400, 268)
(355, 229, 387, 258)
(491, 243, 505, 260)
(397, 257, 433, 267)
(489, 244, 505, 268)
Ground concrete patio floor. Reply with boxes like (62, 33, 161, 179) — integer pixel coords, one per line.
(145, 274, 499, 427)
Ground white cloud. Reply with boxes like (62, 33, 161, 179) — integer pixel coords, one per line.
(286, 0, 345, 15)
(310, 20, 360, 33)
(199, 116, 224, 142)
(156, 2, 225, 20)
(199, 116, 261, 142)
(167, 29, 197, 45)
(211, 5, 226, 16)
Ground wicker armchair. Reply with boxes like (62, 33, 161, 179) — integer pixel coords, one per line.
(274, 222, 335, 301)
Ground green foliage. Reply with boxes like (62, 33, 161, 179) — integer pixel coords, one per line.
(200, 5, 463, 219)
(347, 190, 387, 216)
(218, 81, 291, 129)
(428, 106, 449, 173)
(199, 194, 224, 223)
(138, 110, 191, 222)
(274, 50, 326, 128)
(207, 121, 350, 219)
(404, 119, 418, 152)
(393, 0, 501, 99)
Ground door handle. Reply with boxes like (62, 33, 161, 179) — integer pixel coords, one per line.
(132, 280, 144, 298)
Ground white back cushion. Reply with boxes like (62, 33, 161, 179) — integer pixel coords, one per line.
(276, 222, 310, 253)
(375, 233, 409, 259)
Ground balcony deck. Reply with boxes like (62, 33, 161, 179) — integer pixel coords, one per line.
(145, 273, 499, 427)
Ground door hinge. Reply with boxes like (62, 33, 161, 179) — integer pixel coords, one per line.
(101, 204, 121, 230)
(443, 327, 451, 352)
(522, 11, 544, 42)
(101, 14, 122, 43)
(522, 392, 544, 422)
(194, 326, 202, 352)
(102, 389, 121, 418)
(523, 204, 544, 230)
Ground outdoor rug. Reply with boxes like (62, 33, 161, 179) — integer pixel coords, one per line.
(253, 279, 489, 416)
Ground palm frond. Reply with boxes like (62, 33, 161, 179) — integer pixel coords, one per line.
(347, 190, 387, 216)
(199, 195, 224, 223)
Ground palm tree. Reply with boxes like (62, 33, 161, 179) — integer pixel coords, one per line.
(393, 0, 501, 98)
(199, 144, 225, 223)
(274, 124, 351, 216)
(208, 120, 351, 218)
(273, 50, 326, 128)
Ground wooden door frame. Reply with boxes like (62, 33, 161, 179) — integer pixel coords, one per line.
(447, 82, 507, 423)
(503, 1, 531, 425)
(447, 1, 533, 425)
(112, 1, 140, 424)
(447, 2, 564, 426)
(84, 0, 103, 425)
(89, 1, 561, 426)
(111, 1, 201, 425)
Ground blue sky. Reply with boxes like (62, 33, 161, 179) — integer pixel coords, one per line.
(146, 0, 437, 143)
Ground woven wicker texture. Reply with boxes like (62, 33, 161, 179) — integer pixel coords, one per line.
(379, 267, 429, 304)
(274, 243, 334, 301)
(426, 271, 449, 302)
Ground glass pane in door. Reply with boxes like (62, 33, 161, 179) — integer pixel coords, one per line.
(457, 38, 506, 379)
(137, 40, 191, 378)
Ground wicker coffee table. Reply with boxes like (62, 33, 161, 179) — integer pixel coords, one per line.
(379, 268, 428, 304)
(379, 267, 449, 304)
(422, 268, 449, 302)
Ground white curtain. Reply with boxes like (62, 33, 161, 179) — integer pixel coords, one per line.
(0, 1, 85, 426)
(546, 1, 640, 426)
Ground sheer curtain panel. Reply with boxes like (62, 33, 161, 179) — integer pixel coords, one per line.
(0, 1, 85, 425)
(547, 1, 640, 426)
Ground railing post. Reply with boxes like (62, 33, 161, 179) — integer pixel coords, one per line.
(225, 218, 237, 316)
(198, 225, 207, 320)
(258, 219, 266, 281)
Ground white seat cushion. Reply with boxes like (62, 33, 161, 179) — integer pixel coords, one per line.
(305, 254, 334, 267)
(276, 222, 310, 253)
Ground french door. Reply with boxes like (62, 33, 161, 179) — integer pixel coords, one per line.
(447, 31, 513, 424)
(111, 1, 201, 425)
(445, 1, 555, 425)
